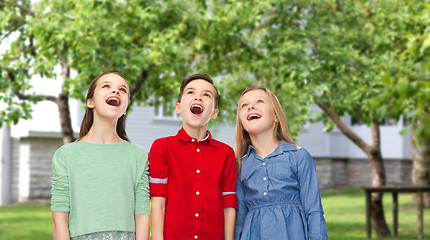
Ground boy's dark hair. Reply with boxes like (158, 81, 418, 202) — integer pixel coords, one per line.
(178, 73, 220, 108)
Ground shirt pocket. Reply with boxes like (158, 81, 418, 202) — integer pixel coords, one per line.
(267, 157, 297, 184)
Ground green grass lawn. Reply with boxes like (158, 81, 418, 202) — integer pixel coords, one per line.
(0, 200, 52, 240)
(0, 189, 429, 239)
(323, 188, 430, 240)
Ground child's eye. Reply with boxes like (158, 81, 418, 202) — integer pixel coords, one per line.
(204, 93, 211, 98)
(120, 88, 127, 93)
(257, 99, 264, 103)
(186, 90, 193, 95)
(102, 84, 109, 88)
(241, 103, 248, 108)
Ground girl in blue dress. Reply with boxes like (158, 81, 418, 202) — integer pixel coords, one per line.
(234, 87, 328, 240)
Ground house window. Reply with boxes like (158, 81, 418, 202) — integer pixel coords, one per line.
(352, 117, 400, 126)
(153, 105, 181, 120)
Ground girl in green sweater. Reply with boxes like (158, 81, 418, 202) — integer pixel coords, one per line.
(51, 71, 150, 240)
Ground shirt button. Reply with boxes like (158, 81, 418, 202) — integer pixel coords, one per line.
(196, 191, 200, 195)
(195, 213, 199, 217)
(194, 236, 198, 239)
(191, 139, 195, 142)
(196, 169, 200, 173)
(262, 162, 266, 166)
(196, 149, 200, 152)
(264, 192, 267, 195)
(263, 177, 267, 181)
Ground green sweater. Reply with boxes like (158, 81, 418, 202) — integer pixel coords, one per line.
(51, 141, 150, 238)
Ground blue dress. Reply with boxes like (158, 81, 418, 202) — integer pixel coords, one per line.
(235, 142, 328, 240)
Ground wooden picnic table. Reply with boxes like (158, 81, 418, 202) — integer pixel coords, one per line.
(362, 185, 430, 240)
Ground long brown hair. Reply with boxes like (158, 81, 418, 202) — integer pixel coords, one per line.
(76, 71, 130, 142)
(233, 87, 297, 173)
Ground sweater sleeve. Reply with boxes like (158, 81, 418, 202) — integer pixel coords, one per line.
(297, 148, 328, 240)
(134, 149, 150, 215)
(51, 146, 70, 212)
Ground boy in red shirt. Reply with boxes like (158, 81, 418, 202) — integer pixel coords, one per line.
(149, 74, 238, 240)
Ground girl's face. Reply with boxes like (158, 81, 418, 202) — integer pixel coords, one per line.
(87, 73, 129, 120)
(239, 89, 278, 136)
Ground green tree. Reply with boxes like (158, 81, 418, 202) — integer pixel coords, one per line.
(194, 0, 312, 136)
(373, 1, 430, 207)
(0, 0, 207, 143)
(201, 0, 425, 236)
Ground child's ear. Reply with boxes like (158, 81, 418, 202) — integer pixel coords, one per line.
(175, 102, 181, 114)
(87, 98, 95, 109)
(274, 115, 279, 123)
(211, 108, 219, 120)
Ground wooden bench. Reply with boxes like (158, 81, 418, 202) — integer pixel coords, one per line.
(362, 186, 430, 240)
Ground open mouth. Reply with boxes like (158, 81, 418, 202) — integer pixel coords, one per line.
(247, 114, 261, 120)
(190, 104, 203, 114)
(106, 97, 120, 106)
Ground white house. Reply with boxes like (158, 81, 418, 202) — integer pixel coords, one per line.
(0, 95, 413, 205)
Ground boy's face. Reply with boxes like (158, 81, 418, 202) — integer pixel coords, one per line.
(176, 79, 219, 130)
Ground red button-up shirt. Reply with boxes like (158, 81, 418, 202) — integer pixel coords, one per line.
(149, 128, 238, 240)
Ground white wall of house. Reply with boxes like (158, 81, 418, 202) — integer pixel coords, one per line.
(0, 93, 414, 204)
(125, 104, 413, 161)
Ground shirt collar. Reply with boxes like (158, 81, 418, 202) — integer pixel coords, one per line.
(245, 140, 299, 159)
(176, 127, 215, 146)
(245, 144, 255, 158)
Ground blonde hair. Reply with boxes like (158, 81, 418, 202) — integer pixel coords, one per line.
(233, 87, 297, 173)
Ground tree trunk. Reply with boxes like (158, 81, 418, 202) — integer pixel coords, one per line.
(316, 101, 391, 236)
(129, 66, 153, 108)
(56, 93, 74, 144)
(57, 54, 74, 144)
(367, 124, 391, 236)
(411, 122, 430, 207)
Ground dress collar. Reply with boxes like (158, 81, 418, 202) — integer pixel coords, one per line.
(245, 140, 299, 160)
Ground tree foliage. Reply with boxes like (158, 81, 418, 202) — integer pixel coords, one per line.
(197, 0, 428, 236)
(0, 0, 211, 131)
(194, 0, 315, 136)
(372, 1, 430, 140)
(1, 0, 427, 144)
(197, 0, 409, 133)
